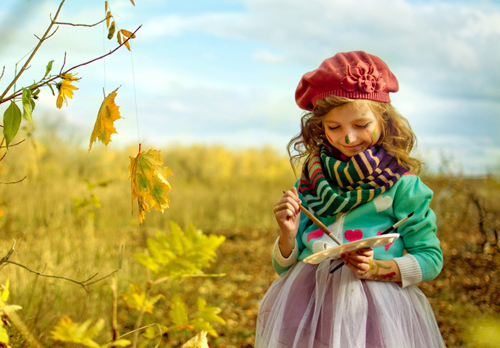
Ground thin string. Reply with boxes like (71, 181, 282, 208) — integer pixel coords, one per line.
(102, 20, 107, 95)
(129, 50, 141, 145)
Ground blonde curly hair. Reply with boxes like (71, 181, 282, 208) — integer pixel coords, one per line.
(287, 96, 422, 173)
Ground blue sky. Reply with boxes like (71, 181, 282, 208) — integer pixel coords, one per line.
(1, 0, 499, 175)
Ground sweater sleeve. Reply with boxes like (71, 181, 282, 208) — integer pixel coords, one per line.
(392, 175, 443, 285)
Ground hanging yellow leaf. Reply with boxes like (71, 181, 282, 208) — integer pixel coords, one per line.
(106, 10, 112, 28)
(108, 20, 116, 39)
(56, 73, 79, 109)
(124, 39, 131, 51)
(130, 0, 136, 6)
(120, 29, 136, 39)
(117, 30, 122, 45)
(105, 1, 108, 13)
(89, 87, 122, 151)
(129, 147, 172, 223)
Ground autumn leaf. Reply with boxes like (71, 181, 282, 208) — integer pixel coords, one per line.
(56, 73, 79, 109)
(120, 284, 164, 314)
(106, 10, 112, 28)
(128, 148, 172, 223)
(88, 86, 122, 151)
(119, 29, 136, 50)
(181, 331, 209, 348)
(120, 29, 136, 39)
(50, 316, 104, 348)
(108, 20, 116, 39)
(130, 0, 135, 6)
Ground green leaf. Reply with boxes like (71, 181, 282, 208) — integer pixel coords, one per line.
(191, 297, 225, 337)
(120, 284, 164, 314)
(134, 221, 225, 278)
(44, 60, 54, 78)
(47, 83, 55, 96)
(169, 296, 189, 327)
(22, 88, 34, 127)
(108, 21, 116, 39)
(3, 101, 22, 147)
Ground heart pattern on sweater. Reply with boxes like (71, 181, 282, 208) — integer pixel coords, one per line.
(344, 229, 363, 242)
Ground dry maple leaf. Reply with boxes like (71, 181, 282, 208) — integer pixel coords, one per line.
(129, 147, 172, 223)
(88, 87, 122, 151)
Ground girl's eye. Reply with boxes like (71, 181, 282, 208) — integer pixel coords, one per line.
(356, 123, 371, 129)
(326, 126, 340, 130)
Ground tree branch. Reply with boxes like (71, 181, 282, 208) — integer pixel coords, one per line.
(54, 15, 111, 28)
(0, 0, 66, 100)
(0, 25, 141, 106)
(0, 176, 27, 185)
(0, 245, 124, 293)
(65, 25, 142, 75)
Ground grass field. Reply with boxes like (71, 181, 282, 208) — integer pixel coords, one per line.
(0, 136, 499, 347)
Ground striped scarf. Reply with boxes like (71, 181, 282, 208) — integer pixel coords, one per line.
(299, 145, 408, 217)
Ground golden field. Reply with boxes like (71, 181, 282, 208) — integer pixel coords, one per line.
(0, 133, 499, 347)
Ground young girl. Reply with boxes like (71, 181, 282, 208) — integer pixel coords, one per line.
(255, 51, 446, 348)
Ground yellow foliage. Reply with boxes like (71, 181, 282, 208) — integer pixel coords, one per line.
(56, 73, 79, 109)
(129, 147, 172, 223)
(120, 284, 164, 314)
(88, 86, 122, 151)
(50, 316, 104, 348)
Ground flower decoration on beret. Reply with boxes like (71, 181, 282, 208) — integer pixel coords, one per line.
(341, 62, 386, 94)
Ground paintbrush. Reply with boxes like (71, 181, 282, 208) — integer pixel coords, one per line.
(298, 204, 342, 245)
(379, 211, 414, 235)
(329, 211, 415, 274)
(281, 191, 341, 245)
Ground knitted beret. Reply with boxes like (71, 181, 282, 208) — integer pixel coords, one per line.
(295, 51, 399, 110)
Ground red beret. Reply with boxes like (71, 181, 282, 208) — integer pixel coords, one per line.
(295, 51, 399, 110)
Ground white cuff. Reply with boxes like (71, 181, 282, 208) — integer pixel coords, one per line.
(394, 254, 422, 288)
(273, 237, 298, 268)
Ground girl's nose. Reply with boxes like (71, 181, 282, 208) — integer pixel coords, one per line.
(345, 134, 355, 144)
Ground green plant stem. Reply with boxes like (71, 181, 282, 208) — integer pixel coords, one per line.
(0, 0, 66, 100)
(132, 270, 152, 348)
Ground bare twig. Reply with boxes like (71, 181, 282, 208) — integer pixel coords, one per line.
(0, 245, 124, 293)
(0, 66, 5, 83)
(65, 25, 142, 75)
(0, 240, 17, 264)
(0, 0, 66, 100)
(0, 25, 141, 105)
(0, 138, 26, 148)
(0, 176, 27, 185)
(54, 15, 111, 28)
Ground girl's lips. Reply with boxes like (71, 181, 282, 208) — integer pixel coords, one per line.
(343, 144, 363, 151)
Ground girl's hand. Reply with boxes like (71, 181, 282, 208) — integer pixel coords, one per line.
(274, 187, 301, 257)
(341, 248, 402, 283)
(341, 248, 374, 279)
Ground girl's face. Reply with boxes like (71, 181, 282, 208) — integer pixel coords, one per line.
(322, 101, 381, 158)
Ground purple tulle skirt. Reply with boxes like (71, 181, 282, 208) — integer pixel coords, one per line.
(256, 260, 446, 348)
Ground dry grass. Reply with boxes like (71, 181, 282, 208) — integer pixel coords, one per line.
(0, 136, 499, 347)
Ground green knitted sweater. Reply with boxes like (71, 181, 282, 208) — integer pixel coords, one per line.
(272, 173, 443, 288)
